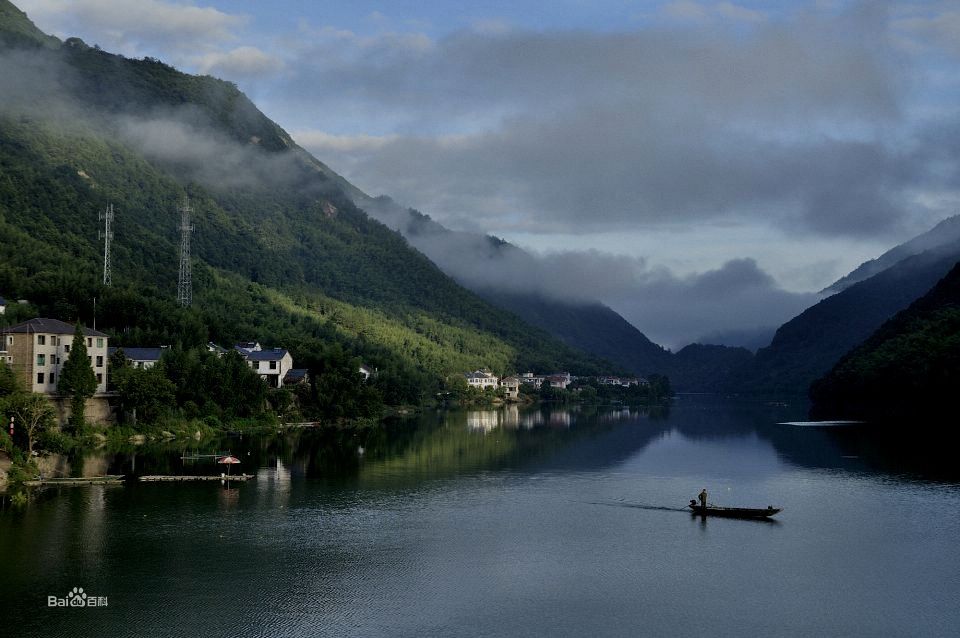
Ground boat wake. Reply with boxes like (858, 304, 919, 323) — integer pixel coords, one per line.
(587, 500, 689, 513)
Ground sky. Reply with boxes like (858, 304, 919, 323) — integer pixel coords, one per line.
(14, 0, 960, 347)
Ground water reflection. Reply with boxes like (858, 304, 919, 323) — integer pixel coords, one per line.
(11, 399, 960, 509)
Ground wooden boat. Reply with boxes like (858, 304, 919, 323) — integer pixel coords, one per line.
(688, 503, 781, 519)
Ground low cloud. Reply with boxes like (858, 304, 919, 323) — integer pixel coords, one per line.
(194, 46, 283, 78)
(18, 0, 247, 56)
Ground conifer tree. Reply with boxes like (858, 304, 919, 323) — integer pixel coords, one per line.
(58, 323, 97, 429)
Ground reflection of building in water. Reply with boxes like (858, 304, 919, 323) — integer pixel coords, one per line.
(466, 406, 521, 432)
(521, 410, 544, 429)
(255, 458, 292, 508)
(548, 411, 572, 428)
(598, 408, 634, 423)
(467, 410, 499, 432)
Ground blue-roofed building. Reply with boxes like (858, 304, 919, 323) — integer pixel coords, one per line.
(108, 346, 168, 369)
(234, 344, 294, 388)
(283, 368, 309, 386)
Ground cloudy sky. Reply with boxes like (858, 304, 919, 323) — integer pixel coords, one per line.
(16, 0, 960, 346)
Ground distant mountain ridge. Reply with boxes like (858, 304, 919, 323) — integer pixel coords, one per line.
(822, 215, 960, 295)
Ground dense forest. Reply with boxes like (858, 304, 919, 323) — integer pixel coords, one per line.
(0, 0, 613, 424)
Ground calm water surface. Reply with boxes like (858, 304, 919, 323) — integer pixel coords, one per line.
(2, 397, 959, 637)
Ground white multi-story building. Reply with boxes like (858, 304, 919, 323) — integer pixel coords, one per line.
(235, 343, 294, 388)
(464, 370, 499, 388)
(2, 318, 109, 395)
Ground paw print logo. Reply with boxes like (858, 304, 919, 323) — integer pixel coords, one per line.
(68, 587, 87, 607)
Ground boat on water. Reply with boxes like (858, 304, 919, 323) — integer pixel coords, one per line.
(688, 501, 781, 519)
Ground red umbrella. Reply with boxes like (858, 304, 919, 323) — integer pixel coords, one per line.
(218, 455, 241, 477)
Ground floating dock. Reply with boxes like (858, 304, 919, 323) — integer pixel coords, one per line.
(138, 474, 254, 482)
(25, 475, 125, 487)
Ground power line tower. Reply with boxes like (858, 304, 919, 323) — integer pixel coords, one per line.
(99, 203, 114, 286)
(176, 196, 195, 307)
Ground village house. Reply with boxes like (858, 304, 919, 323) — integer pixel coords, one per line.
(1, 318, 109, 395)
(283, 368, 310, 386)
(500, 375, 520, 400)
(0, 295, 6, 315)
(464, 369, 499, 389)
(359, 363, 376, 381)
(235, 343, 294, 388)
(518, 372, 544, 389)
(108, 346, 168, 369)
(545, 374, 571, 390)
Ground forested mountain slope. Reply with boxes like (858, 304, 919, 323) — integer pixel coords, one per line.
(0, 1, 609, 404)
(810, 261, 960, 421)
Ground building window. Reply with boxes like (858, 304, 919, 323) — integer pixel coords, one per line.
(96, 373, 103, 384)
(36, 354, 45, 366)
(52, 336, 58, 346)
(254, 361, 260, 370)
(269, 361, 277, 370)
(87, 338, 92, 348)
(96, 338, 104, 348)
(37, 335, 46, 345)
(96, 356, 104, 368)
(6, 336, 12, 346)
(64, 344, 70, 353)
(49, 373, 55, 384)
(37, 372, 44, 384)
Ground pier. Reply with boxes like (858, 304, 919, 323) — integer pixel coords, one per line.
(24, 476, 125, 487)
(138, 474, 255, 482)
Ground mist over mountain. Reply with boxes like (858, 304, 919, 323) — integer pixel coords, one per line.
(358, 195, 814, 350)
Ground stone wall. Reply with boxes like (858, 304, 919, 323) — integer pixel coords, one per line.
(51, 396, 115, 427)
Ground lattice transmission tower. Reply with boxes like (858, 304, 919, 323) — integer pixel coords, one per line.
(99, 203, 114, 286)
(176, 196, 195, 307)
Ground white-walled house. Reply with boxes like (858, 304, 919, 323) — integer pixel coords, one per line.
(236, 345, 294, 388)
(0, 295, 6, 315)
(2, 318, 109, 395)
(464, 370, 499, 389)
(500, 375, 520, 399)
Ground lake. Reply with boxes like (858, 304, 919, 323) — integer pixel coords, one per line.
(2, 397, 959, 637)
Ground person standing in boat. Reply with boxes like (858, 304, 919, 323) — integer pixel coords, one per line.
(698, 488, 708, 509)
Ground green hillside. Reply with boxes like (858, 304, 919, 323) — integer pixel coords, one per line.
(810, 261, 960, 421)
(0, 2, 609, 408)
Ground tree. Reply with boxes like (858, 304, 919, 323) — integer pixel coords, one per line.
(58, 324, 97, 429)
(6, 393, 56, 455)
(0, 360, 21, 398)
(113, 365, 175, 426)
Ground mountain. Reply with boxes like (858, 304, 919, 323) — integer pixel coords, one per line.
(666, 344, 754, 392)
(743, 239, 960, 394)
(0, 1, 611, 405)
(810, 261, 960, 421)
(822, 215, 960, 295)
(475, 291, 670, 376)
